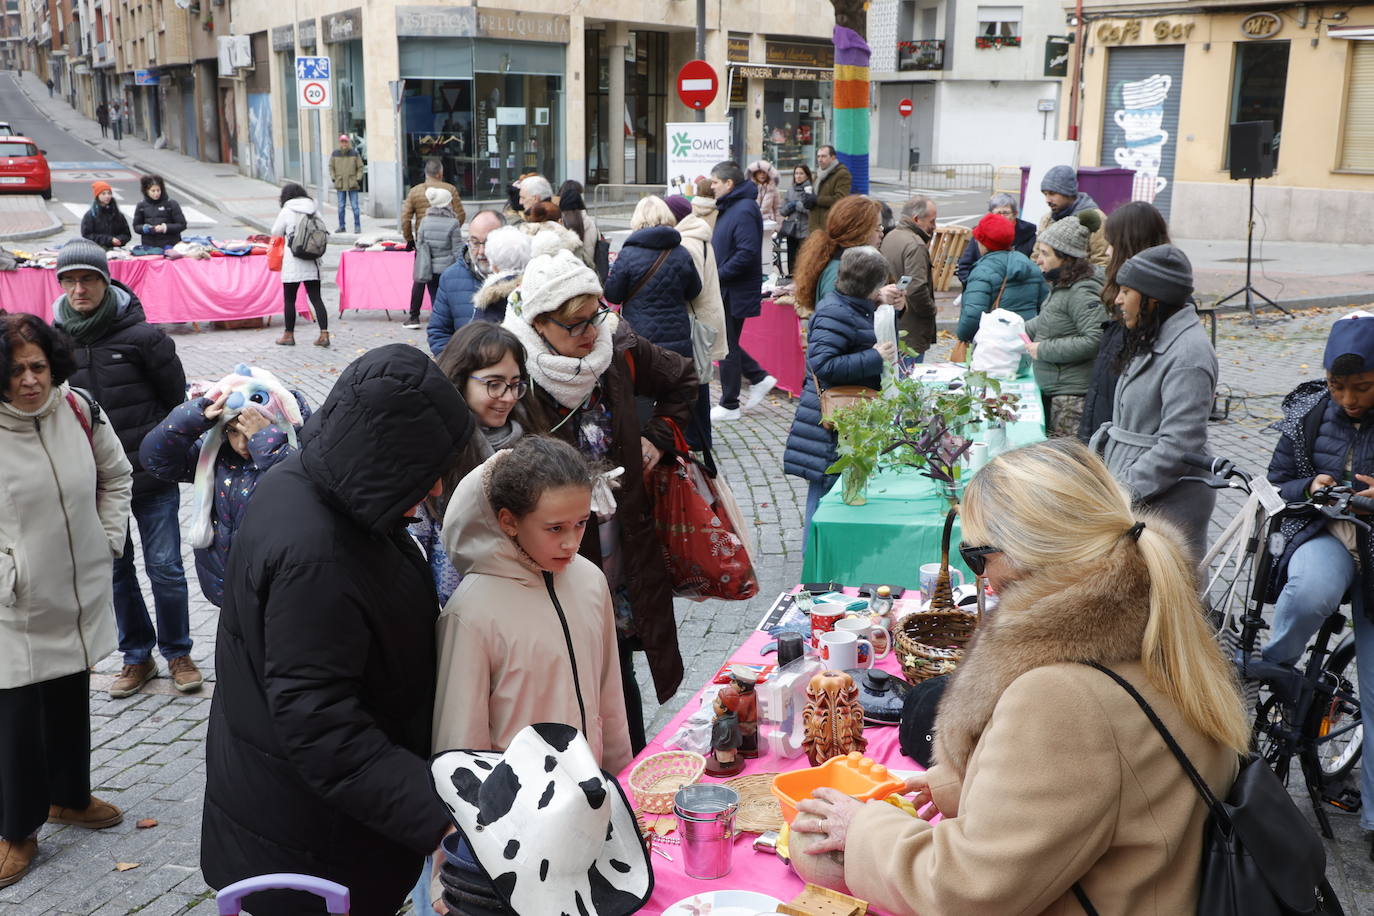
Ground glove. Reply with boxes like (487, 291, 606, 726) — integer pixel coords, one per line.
(141, 224, 153, 233)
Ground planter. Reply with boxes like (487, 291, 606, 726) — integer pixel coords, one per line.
(841, 467, 869, 506)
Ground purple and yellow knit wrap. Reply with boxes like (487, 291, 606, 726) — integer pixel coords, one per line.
(833, 26, 871, 195)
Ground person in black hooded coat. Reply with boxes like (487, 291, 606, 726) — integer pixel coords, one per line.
(201, 344, 474, 916)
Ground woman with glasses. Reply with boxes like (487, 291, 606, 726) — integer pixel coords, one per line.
(503, 238, 698, 753)
(791, 439, 1246, 916)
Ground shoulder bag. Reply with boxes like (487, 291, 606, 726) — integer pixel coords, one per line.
(807, 360, 880, 431)
(949, 272, 1010, 365)
(621, 248, 671, 305)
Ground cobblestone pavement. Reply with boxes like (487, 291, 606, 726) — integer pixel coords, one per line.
(1, 286, 1372, 912)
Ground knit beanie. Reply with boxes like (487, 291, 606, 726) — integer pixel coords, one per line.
(1116, 244, 1194, 306)
(1040, 165, 1078, 197)
(664, 195, 693, 223)
(972, 212, 1015, 252)
(511, 239, 603, 323)
(91, 180, 112, 198)
(56, 238, 111, 282)
(483, 225, 532, 274)
(425, 186, 453, 209)
(1038, 210, 1101, 259)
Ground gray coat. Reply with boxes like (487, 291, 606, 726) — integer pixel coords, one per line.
(1089, 305, 1216, 561)
(415, 208, 463, 281)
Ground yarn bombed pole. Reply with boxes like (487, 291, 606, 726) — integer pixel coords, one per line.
(832, 25, 871, 196)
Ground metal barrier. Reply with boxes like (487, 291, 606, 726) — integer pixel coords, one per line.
(589, 183, 662, 220)
(906, 163, 995, 195)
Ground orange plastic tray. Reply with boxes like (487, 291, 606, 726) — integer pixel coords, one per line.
(771, 752, 905, 825)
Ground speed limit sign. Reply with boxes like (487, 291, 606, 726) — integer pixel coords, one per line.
(299, 79, 331, 109)
(297, 56, 332, 109)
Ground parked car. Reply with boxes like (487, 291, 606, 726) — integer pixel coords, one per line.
(0, 122, 15, 136)
(0, 137, 52, 199)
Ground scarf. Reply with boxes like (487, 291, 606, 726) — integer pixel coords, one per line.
(482, 419, 523, 451)
(503, 310, 619, 410)
(816, 161, 838, 187)
(56, 285, 120, 345)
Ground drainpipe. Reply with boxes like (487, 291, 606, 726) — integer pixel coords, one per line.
(1067, 0, 1084, 141)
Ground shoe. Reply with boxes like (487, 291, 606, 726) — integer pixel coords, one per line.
(314, 331, 330, 348)
(275, 331, 295, 346)
(402, 319, 422, 329)
(109, 660, 156, 698)
(0, 837, 36, 889)
(47, 796, 122, 829)
(743, 375, 777, 411)
(337, 225, 346, 233)
(710, 405, 741, 422)
(167, 655, 203, 693)
(354, 225, 362, 234)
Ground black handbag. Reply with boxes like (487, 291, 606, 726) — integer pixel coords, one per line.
(1073, 663, 1342, 916)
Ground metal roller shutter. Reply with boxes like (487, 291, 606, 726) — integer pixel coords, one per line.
(1341, 41, 1374, 171)
(1098, 45, 1186, 218)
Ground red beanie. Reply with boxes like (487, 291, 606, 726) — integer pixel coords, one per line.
(972, 212, 1015, 252)
(91, 180, 113, 198)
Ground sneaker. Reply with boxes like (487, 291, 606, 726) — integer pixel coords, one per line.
(743, 375, 777, 411)
(710, 404, 741, 422)
(0, 837, 36, 889)
(402, 319, 422, 330)
(167, 656, 204, 693)
(109, 660, 156, 698)
(47, 796, 123, 829)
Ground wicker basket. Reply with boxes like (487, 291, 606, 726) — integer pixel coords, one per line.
(721, 772, 784, 834)
(894, 608, 979, 683)
(626, 750, 707, 814)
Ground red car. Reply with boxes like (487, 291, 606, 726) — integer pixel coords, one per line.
(0, 137, 52, 199)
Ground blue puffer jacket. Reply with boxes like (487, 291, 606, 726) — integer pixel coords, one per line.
(783, 291, 883, 482)
(138, 393, 310, 607)
(603, 226, 702, 358)
(428, 255, 481, 356)
(712, 181, 764, 320)
(955, 249, 1048, 342)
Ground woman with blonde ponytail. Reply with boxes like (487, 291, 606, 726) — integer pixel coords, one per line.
(793, 439, 1246, 916)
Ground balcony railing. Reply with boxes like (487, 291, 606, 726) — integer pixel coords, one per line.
(897, 39, 944, 72)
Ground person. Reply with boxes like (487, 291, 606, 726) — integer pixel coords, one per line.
(131, 175, 186, 250)
(710, 160, 776, 422)
(502, 245, 696, 752)
(520, 200, 595, 268)
(793, 195, 897, 320)
(665, 193, 729, 450)
(469, 226, 532, 325)
(0, 314, 132, 890)
(556, 179, 602, 271)
(955, 192, 1037, 286)
(201, 345, 472, 916)
(329, 134, 363, 234)
(1037, 165, 1108, 267)
(80, 180, 131, 249)
(269, 182, 330, 348)
(808, 145, 852, 234)
(401, 159, 464, 329)
(48, 239, 197, 698)
(792, 439, 1246, 915)
(953, 212, 1048, 352)
(746, 159, 781, 225)
(427, 209, 506, 354)
(1089, 245, 1217, 564)
(46, 77, 53, 97)
(1025, 212, 1105, 437)
(880, 196, 938, 362)
(1078, 201, 1171, 444)
(779, 164, 814, 277)
(603, 195, 702, 363)
(138, 369, 311, 608)
(516, 174, 553, 218)
(783, 246, 894, 537)
(411, 187, 464, 330)
(96, 102, 110, 139)
(1262, 313, 1374, 853)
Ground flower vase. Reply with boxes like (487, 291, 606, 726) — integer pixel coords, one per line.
(841, 467, 869, 506)
(938, 476, 965, 508)
(985, 422, 1008, 455)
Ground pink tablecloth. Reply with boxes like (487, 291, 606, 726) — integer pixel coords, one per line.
(336, 249, 431, 315)
(739, 298, 805, 397)
(0, 257, 298, 324)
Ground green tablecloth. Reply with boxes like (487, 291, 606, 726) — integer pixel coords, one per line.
(800, 376, 1048, 590)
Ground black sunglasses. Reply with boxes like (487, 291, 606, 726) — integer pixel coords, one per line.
(546, 306, 611, 338)
(958, 544, 1000, 577)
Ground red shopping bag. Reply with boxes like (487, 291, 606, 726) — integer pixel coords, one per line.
(266, 236, 285, 272)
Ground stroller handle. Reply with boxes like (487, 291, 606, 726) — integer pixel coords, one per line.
(216, 874, 350, 915)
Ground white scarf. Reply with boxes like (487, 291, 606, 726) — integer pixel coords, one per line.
(503, 309, 620, 410)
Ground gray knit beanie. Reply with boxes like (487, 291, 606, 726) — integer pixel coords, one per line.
(1038, 210, 1100, 259)
(1116, 244, 1194, 306)
(56, 238, 111, 282)
(1040, 165, 1078, 197)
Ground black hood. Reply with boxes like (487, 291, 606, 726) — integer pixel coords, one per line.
(298, 344, 473, 536)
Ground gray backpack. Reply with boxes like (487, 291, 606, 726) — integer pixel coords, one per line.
(289, 210, 330, 260)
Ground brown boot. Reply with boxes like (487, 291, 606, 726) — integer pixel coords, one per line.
(314, 331, 330, 348)
(167, 655, 203, 693)
(48, 796, 123, 829)
(109, 659, 156, 698)
(0, 837, 36, 889)
(275, 330, 296, 346)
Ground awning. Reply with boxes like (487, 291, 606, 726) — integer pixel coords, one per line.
(1329, 24, 1374, 39)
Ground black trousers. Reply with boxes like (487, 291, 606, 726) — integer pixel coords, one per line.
(283, 280, 328, 332)
(617, 639, 648, 754)
(0, 670, 92, 841)
(718, 313, 767, 410)
(785, 236, 803, 276)
(409, 277, 439, 321)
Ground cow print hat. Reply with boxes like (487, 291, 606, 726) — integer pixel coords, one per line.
(431, 723, 653, 916)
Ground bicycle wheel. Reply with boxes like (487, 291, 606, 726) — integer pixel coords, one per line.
(1306, 640, 1363, 782)
(1253, 693, 1295, 783)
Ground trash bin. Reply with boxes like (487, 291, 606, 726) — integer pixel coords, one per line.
(908, 147, 921, 171)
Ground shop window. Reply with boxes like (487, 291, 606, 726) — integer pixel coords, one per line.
(763, 81, 831, 174)
(976, 6, 1021, 48)
(1228, 40, 1289, 169)
(1340, 41, 1374, 171)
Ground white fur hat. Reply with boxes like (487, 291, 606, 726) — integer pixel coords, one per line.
(425, 186, 453, 209)
(511, 242, 602, 323)
(483, 225, 532, 274)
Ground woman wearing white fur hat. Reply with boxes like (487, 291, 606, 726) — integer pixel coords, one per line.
(502, 239, 698, 752)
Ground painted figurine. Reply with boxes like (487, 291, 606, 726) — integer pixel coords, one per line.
(706, 689, 744, 777)
(730, 665, 760, 759)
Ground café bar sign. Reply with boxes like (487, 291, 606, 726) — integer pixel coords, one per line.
(1096, 18, 1195, 43)
(396, 6, 570, 42)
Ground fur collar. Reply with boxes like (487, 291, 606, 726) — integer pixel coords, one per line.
(474, 272, 521, 310)
(933, 538, 1153, 779)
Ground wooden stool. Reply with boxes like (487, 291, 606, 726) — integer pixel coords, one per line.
(930, 225, 971, 292)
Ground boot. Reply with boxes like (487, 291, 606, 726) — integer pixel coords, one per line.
(314, 331, 330, 348)
(0, 837, 36, 889)
(48, 796, 123, 829)
(275, 330, 295, 346)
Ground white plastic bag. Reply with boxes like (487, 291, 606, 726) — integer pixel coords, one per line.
(874, 303, 898, 353)
(970, 309, 1027, 379)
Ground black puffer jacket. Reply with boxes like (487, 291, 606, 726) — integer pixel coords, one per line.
(132, 195, 187, 249)
(202, 345, 473, 916)
(80, 201, 132, 249)
(603, 225, 702, 359)
(55, 281, 186, 497)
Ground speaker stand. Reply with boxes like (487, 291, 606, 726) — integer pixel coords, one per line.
(1214, 177, 1292, 324)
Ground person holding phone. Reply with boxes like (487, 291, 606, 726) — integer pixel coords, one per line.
(880, 197, 937, 363)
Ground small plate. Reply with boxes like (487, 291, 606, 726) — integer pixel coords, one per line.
(662, 889, 784, 916)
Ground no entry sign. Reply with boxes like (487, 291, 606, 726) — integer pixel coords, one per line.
(677, 60, 719, 110)
(898, 98, 914, 118)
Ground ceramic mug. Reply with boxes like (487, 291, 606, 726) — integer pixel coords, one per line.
(836, 616, 890, 660)
(817, 630, 873, 670)
(920, 563, 965, 597)
(810, 603, 848, 649)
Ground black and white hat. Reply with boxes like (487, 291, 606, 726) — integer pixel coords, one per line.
(431, 723, 653, 916)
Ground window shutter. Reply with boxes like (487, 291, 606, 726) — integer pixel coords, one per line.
(1342, 41, 1374, 170)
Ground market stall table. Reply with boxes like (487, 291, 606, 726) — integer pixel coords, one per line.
(336, 249, 430, 316)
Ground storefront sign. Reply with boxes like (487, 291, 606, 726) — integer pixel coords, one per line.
(475, 9, 570, 43)
(324, 9, 361, 44)
(733, 64, 828, 82)
(727, 35, 750, 63)
(1096, 19, 1195, 44)
(297, 19, 317, 48)
(1240, 13, 1282, 39)
(271, 24, 295, 51)
(1044, 35, 1070, 77)
(665, 121, 730, 196)
(396, 6, 476, 38)
(765, 40, 833, 69)
(134, 69, 159, 85)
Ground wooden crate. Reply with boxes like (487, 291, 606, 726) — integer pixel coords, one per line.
(930, 225, 972, 292)
(778, 884, 868, 916)
(211, 317, 265, 331)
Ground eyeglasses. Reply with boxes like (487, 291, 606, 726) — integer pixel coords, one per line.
(958, 544, 1000, 577)
(545, 306, 610, 338)
(470, 376, 528, 400)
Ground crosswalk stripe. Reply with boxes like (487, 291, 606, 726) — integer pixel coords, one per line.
(62, 202, 216, 227)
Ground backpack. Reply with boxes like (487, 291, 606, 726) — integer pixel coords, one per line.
(289, 210, 330, 260)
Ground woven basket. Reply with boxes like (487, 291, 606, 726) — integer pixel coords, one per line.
(895, 608, 978, 683)
(627, 750, 707, 814)
(721, 772, 784, 834)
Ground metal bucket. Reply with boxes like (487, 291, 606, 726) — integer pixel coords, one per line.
(672, 784, 740, 879)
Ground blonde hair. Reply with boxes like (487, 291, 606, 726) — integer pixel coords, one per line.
(545, 292, 601, 325)
(630, 195, 675, 230)
(960, 439, 1250, 754)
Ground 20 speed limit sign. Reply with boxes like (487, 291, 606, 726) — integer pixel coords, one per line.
(299, 79, 331, 110)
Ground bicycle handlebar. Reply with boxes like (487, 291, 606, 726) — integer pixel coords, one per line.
(1180, 452, 1224, 473)
(1352, 495, 1374, 515)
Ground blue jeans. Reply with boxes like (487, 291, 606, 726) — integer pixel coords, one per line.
(112, 486, 192, 665)
(335, 189, 360, 230)
(1261, 532, 1374, 829)
(802, 476, 836, 554)
(411, 855, 439, 916)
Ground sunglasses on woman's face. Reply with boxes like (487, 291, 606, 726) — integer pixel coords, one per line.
(546, 306, 610, 338)
(958, 544, 1000, 577)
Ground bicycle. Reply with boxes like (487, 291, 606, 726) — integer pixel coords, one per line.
(1186, 451, 1365, 839)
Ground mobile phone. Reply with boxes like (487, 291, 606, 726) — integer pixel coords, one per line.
(802, 582, 843, 595)
(858, 583, 906, 599)
(898, 275, 913, 289)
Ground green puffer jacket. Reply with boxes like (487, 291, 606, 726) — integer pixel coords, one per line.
(1024, 273, 1105, 397)
(329, 149, 363, 191)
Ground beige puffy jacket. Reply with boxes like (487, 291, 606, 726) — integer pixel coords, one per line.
(674, 206, 730, 362)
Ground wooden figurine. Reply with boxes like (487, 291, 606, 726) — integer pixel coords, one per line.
(730, 664, 760, 759)
(802, 670, 866, 766)
(705, 688, 745, 777)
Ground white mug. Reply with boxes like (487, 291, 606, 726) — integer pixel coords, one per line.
(836, 616, 890, 660)
(810, 603, 848, 649)
(817, 630, 873, 670)
(920, 563, 965, 597)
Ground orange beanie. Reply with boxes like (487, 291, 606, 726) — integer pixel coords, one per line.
(91, 180, 113, 198)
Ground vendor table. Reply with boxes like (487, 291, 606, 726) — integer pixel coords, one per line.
(0, 256, 300, 325)
(336, 249, 431, 316)
(800, 376, 1048, 590)
(740, 298, 805, 397)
